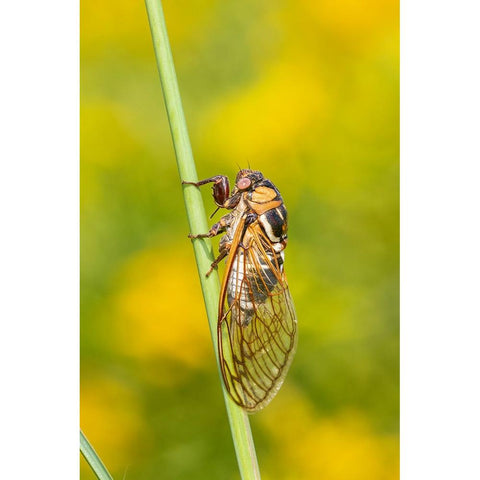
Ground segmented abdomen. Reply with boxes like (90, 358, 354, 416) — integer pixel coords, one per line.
(227, 248, 284, 326)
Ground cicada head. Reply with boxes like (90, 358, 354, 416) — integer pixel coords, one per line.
(234, 169, 264, 193)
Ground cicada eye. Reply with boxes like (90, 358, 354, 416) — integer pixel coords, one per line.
(236, 177, 252, 190)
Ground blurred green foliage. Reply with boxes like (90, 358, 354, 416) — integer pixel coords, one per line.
(81, 0, 399, 479)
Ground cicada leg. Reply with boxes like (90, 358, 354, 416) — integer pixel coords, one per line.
(182, 175, 230, 207)
(188, 213, 233, 277)
(205, 249, 228, 277)
(187, 217, 227, 240)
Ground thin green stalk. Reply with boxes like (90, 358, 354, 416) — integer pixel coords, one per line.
(144, 1, 261, 479)
(80, 430, 114, 480)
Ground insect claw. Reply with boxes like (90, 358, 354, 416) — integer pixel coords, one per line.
(205, 265, 217, 277)
(189, 232, 213, 240)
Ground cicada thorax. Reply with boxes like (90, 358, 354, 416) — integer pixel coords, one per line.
(246, 179, 288, 245)
(226, 180, 288, 327)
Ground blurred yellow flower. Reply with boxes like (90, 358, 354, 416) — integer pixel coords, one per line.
(259, 388, 399, 480)
(300, 0, 397, 46)
(81, 0, 149, 57)
(80, 374, 150, 476)
(201, 57, 327, 164)
(112, 246, 212, 375)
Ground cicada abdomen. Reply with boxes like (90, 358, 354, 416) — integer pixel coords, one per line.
(227, 228, 285, 327)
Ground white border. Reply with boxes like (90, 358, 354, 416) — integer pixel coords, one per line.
(0, 1, 79, 478)
(401, 0, 480, 478)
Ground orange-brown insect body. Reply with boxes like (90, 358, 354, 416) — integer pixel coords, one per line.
(184, 170, 297, 412)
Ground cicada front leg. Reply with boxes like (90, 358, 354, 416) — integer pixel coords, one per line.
(182, 175, 230, 207)
(183, 175, 234, 276)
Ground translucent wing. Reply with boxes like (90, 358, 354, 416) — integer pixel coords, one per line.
(217, 217, 298, 412)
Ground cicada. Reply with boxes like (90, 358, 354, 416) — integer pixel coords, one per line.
(183, 169, 297, 412)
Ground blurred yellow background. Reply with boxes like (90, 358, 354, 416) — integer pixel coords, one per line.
(80, 0, 398, 478)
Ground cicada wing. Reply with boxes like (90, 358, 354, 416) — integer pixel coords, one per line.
(217, 222, 298, 412)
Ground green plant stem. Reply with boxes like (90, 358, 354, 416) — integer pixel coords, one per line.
(80, 430, 114, 480)
(144, 1, 261, 479)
